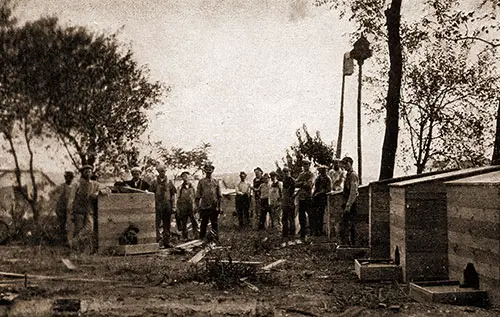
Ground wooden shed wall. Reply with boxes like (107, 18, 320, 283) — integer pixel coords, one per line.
(447, 184, 500, 304)
(97, 193, 156, 251)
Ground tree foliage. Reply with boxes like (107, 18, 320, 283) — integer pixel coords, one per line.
(280, 125, 335, 178)
(317, 0, 500, 175)
(11, 17, 166, 173)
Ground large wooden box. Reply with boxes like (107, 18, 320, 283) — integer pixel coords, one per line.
(97, 193, 156, 253)
(389, 166, 500, 282)
(326, 185, 369, 245)
(445, 171, 500, 305)
(368, 169, 456, 259)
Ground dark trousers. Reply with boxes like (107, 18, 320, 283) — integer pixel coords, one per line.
(340, 202, 357, 246)
(258, 198, 270, 229)
(199, 207, 219, 240)
(156, 203, 172, 245)
(311, 194, 327, 236)
(282, 204, 296, 238)
(235, 194, 250, 227)
(298, 199, 311, 238)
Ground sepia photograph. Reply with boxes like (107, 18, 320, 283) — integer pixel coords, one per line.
(0, 0, 499, 316)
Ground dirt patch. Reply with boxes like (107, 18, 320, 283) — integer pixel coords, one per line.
(1, 214, 499, 316)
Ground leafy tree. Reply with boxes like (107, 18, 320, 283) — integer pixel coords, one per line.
(137, 141, 212, 180)
(317, 0, 500, 176)
(316, 0, 403, 180)
(400, 44, 498, 173)
(280, 125, 335, 178)
(15, 17, 165, 173)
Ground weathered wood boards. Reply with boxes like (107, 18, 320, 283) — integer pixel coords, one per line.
(445, 170, 500, 305)
(369, 169, 457, 259)
(354, 259, 402, 282)
(389, 166, 500, 283)
(409, 281, 488, 307)
(326, 184, 369, 245)
(97, 193, 156, 253)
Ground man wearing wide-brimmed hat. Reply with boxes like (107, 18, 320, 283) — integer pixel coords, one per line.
(150, 164, 177, 247)
(196, 163, 221, 240)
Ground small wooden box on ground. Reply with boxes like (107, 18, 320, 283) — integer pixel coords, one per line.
(409, 280, 489, 308)
(354, 259, 402, 282)
(97, 193, 157, 254)
(336, 245, 369, 260)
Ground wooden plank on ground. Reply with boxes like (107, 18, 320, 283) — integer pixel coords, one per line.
(262, 259, 286, 271)
(112, 243, 160, 255)
(174, 239, 203, 250)
(61, 258, 77, 271)
(188, 244, 214, 264)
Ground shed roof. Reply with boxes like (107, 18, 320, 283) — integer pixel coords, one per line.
(389, 165, 500, 187)
(445, 170, 500, 186)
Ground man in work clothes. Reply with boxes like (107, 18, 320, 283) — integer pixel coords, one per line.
(252, 167, 264, 220)
(339, 156, 359, 246)
(150, 165, 177, 248)
(55, 171, 74, 244)
(67, 165, 106, 252)
(124, 166, 150, 191)
(281, 167, 296, 239)
(295, 159, 315, 241)
(268, 171, 283, 230)
(176, 171, 198, 240)
(235, 171, 251, 228)
(196, 164, 222, 241)
(311, 165, 332, 236)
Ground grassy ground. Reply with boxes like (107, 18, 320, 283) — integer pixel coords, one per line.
(0, 213, 499, 316)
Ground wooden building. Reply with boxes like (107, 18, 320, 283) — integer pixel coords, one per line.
(445, 171, 500, 304)
(389, 166, 500, 282)
(368, 169, 458, 259)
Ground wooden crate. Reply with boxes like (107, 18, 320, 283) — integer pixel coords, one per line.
(446, 171, 500, 306)
(389, 166, 500, 283)
(409, 280, 489, 307)
(97, 193, 156, 253)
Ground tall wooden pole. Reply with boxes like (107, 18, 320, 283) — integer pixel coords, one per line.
(336, 74, 346, 159)
(357, 60, 364, 184)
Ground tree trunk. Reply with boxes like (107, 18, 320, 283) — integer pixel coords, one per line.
(492, 99, 500, 165)
(379, 0, 403, 180)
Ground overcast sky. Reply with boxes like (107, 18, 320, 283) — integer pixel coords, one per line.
(15, 0, 390, 182)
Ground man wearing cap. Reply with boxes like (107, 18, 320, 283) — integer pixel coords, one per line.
(339, 156, 359, 246)
(269, 171, 283, 230)
(312, 165, 332, 236)
(124, 167, 150, 191)
(329, 159, 345, 192)
(176, 171, 198, 240)
(251, 167, 264, 220)
(281, 167, 296, 239)
(196, 164, 222, 241)
(66, 165, 105, 252)
(54, 170, 75, 243)
(295, 159, 315, 241)
(150, 165, 177, 247)
(235, 171, 251, 228)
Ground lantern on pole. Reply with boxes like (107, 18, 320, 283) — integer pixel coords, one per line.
(350, 35, 372, 184)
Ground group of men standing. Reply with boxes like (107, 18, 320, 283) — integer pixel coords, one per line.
(234, 156, 359, 245)
(54, 156, 359, 252)
(55, 163, 222, 251)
